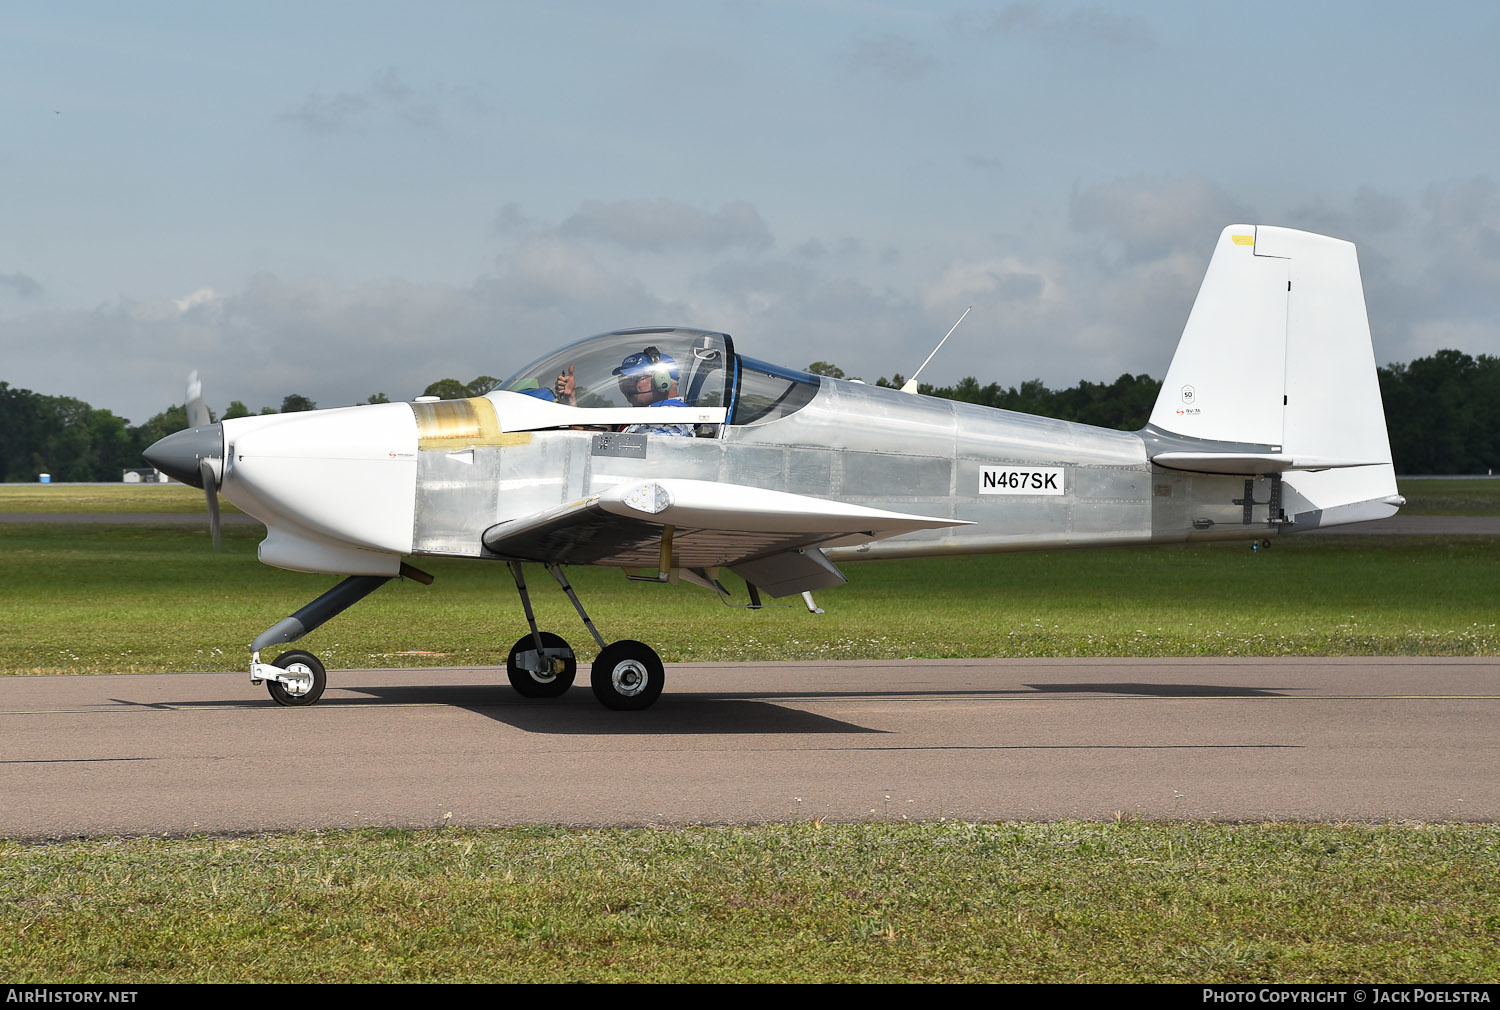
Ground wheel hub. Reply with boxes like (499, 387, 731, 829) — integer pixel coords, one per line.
(610, 659, 649, 697)
(281, 663, 314, 697)
(519, 648, 566, 681)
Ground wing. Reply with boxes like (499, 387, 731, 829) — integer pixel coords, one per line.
(481, 478, 970, 596)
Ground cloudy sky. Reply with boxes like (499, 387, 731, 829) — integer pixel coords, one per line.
(3, 1, 1498, 423)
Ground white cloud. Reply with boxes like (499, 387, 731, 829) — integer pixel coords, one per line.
(955, 4, 1155, 49)
(493, 202, 530, 235)
(281, 67, 490, 134)
(0, 272, 42, 297)
(558, 199, 773, 254)
(921, 256, 1054, 310)
(174, 288, 223, 314)
(0, 250, 680, 422)
(1422, 176, 1500, 289)
(1285, 186, 1409, 242)
(1069, 175, 1256, 264)
(845, 34, 937, 80)
(6, 176, 1496, 426)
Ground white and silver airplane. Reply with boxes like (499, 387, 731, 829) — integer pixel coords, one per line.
(144, 225, 1402, 711)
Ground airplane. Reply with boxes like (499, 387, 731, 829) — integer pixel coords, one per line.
(143, 224, 1403, 711)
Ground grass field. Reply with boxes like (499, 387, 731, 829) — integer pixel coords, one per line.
(1394, 477, 1500, 515)
(1, 522, 1497, 675)
(3, 485, 1497, 983)
(0, 483, 244, 514)
(3, 823, 1497, 983)
(5, 475, 1498, 514)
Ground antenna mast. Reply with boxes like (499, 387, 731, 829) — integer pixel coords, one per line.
(901, 306, 971, 394)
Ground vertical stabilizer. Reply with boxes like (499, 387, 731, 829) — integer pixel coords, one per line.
(1149, 226, 1289, 447)
(1146, 225, 1398, 527)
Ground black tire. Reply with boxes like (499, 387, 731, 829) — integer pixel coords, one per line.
(590, 640, 664, 711)
(506, 632, 577, 698)
(266, 650, 326, 707)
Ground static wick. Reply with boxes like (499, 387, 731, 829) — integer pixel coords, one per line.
(902, 306, 972, 394)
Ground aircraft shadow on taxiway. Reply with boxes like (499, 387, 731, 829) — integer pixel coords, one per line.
(111, 679, 1296, 736)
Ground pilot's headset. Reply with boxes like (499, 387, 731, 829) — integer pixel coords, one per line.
(639, 346, 677, 394)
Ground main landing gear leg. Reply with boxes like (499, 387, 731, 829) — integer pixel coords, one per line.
(249, 563, 433, 707)
(543, 563, 665, 711)
(504, 562, 577, 698)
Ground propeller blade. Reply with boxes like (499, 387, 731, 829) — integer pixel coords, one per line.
(186, 370, 210, 429)
(199, 459, 222, 549)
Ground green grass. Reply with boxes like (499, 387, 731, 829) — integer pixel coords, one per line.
(1, 523, 1497, 675)
(1, 823, 1495, 983)
(5, 477, 1498, 516)
(0, 483, 243, 514)
(4, 496, 1498, 983)
(1396, 477, 1500, 516)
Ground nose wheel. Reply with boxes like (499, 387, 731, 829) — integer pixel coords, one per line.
(264, 650, 327, 707)
(591, 640, 664, 710)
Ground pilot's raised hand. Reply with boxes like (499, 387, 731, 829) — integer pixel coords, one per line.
(554, 364, 576, 405)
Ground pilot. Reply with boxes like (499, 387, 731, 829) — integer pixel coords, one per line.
(554, 346, 694, 437)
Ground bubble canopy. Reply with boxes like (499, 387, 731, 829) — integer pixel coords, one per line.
(499, 327, 732, 410)
(497, 327, 822, 426)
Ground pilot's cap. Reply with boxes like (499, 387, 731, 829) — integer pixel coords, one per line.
(613, 346, 679, 380)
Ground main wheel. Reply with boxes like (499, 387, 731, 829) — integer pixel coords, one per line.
(266, 650, 326, 707)
(507, 632, 577, 698)
(590, 640, 664, 711)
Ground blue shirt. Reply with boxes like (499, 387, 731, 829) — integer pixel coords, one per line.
(624, 398, 694, 437)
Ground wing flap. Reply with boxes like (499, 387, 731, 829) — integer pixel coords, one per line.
(730, 548, 848, 597)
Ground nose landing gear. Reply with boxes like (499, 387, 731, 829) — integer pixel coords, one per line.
(247, 564, 433, 708)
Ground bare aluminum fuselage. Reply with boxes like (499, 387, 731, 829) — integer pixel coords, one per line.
(408, 377, 1275, 565)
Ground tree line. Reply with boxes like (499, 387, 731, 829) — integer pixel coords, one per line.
(2, 350, 1496, 481)
(815, 350, 1500, 475)
(0, 387, 348, 483)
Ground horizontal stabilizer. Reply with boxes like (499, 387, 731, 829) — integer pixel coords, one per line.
(1151, 452, 1384, 475)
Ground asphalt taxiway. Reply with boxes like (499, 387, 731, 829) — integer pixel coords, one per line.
(1, 657, 1494, 838)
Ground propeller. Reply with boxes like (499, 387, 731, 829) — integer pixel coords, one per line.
(185, 372, 222, 548)
(142, 371, 225, 548)
(186, 370, 210, 428)
(199, 459, 222, 548)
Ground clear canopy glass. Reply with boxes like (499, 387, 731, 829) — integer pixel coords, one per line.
(498, 327, 825, 427)
(499, 328, 733, 410)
